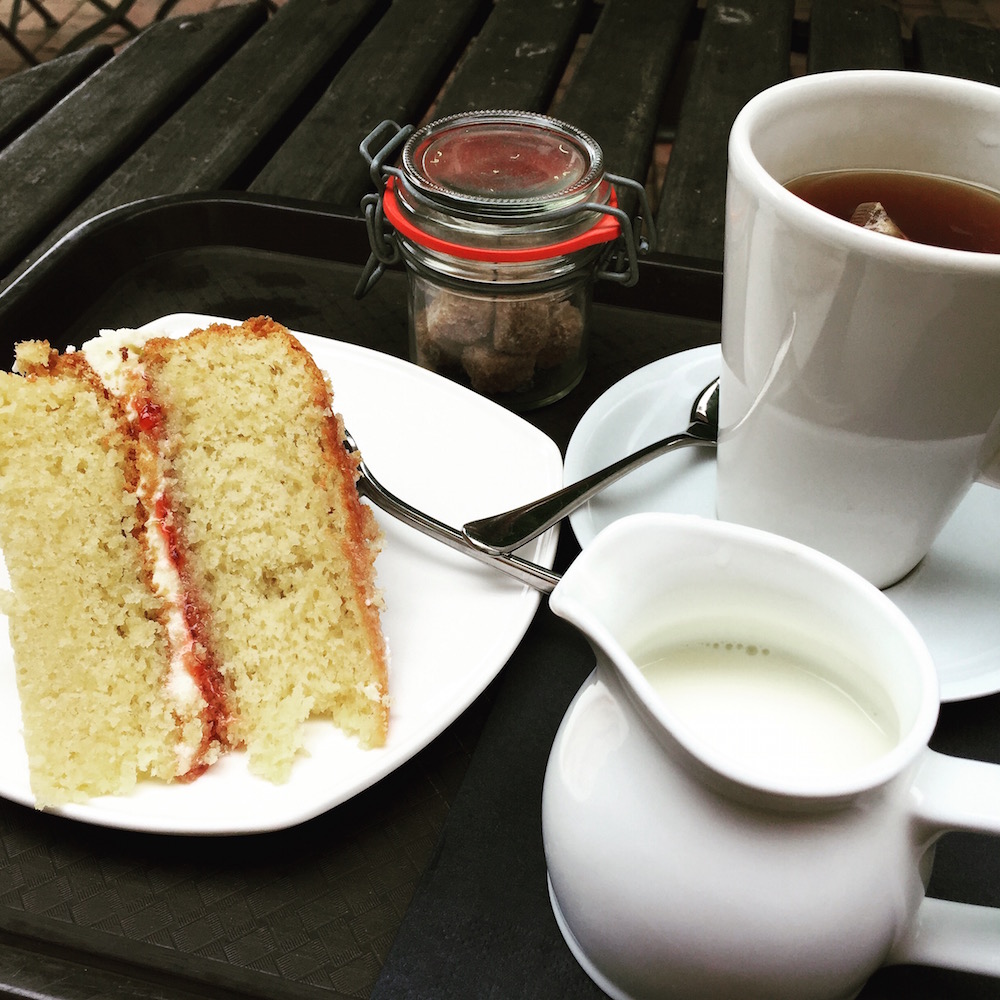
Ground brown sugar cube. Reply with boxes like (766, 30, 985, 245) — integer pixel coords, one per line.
(425, 289, 494, 346)
(536, 299, 584, 368)
(416, 290, 494, 376)
(413, 308, 464, 377)
(492, 298, 552, 355)
(462, 343, 536, 394)
(412, 308, 442, 368)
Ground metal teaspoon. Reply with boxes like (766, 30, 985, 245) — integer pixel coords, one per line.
(462, 377, 720, 555)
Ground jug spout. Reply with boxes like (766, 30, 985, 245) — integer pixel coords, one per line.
(548, 512, 937, 808)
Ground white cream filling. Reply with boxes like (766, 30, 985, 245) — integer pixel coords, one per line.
(82, 327, 156, 396)
(83, 330, 208, 772)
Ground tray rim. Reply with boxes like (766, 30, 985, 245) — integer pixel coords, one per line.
(0, 192, 724, 339)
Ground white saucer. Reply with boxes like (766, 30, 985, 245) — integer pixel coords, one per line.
(565, 345, 1000, 703)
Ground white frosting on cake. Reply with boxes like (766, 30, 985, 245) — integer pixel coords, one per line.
(82, 329, 211, 773)
(82, 327, 156, 395)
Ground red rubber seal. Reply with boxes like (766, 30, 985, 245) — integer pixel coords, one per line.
(382, 176, 621, 262)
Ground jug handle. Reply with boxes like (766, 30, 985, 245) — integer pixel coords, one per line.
(909, 749, 1000, 836)
(887, 749, 1000, 975)
(976, 408, 1000, 487)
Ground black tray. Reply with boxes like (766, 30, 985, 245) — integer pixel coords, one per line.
(0, 194, 996, 1000)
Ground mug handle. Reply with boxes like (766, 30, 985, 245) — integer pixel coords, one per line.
(887, 749, 1000, 973)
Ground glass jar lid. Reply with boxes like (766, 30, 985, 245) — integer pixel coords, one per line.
(390, 110, 619, 254)
(403, 110, 606, 213)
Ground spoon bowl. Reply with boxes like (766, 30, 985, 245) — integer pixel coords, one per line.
(463, 377, 719, 554)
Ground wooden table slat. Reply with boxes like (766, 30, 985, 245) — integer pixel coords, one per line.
(431, 0, 586, 118)
(807, 0, 905, 73)
(0, 45, 112, 152)
(248, 0, 490, 208)
(552, 0, 694, 205)
(913, 15, 1000, 86)
(0, 2, 266, 279)
(23, 0, 382, 271)
(654, 0, 794, 261)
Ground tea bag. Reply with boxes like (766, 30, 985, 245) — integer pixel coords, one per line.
(850, 202, 909, 240)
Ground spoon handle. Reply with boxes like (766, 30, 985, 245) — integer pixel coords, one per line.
(463, 429, 716, 554)
(356, 468, 560, 594)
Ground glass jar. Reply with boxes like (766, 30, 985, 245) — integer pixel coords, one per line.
(358, 111, 648, 410)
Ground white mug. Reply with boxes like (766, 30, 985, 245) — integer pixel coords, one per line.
(717, 71, 1000, 589)
(543, 512, 1000, 1000)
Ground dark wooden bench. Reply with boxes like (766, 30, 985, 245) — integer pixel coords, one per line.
(1, 0, 999, 289)
(0, 46, 111, 148)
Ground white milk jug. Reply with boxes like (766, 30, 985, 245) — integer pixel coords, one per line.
(542, 512, 1000, 1000)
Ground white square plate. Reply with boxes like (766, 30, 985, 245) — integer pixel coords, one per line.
(0, 314, 562, 834)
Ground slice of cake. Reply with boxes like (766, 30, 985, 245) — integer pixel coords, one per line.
(118, 318, 390, 782)
(0, 343, 221, 805)
(0, 317, 389, 807)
